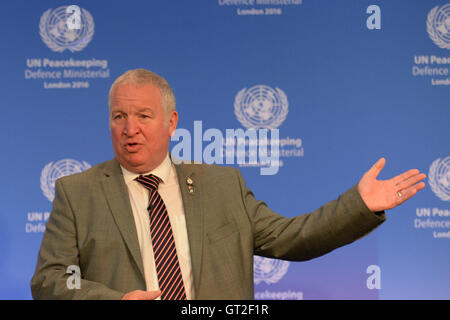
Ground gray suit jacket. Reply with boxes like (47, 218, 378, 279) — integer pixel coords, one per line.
(31, 158, 385, 299)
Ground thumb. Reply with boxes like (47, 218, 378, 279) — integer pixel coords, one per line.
(366, 157, 386, 179)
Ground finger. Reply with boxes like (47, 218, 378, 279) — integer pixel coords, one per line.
(142, 290, 161, 300)
(396, 173, 426, 191)
(366, 157, 386, 179)
(397, 182, 426, 204)
(392, 169, 420, 185)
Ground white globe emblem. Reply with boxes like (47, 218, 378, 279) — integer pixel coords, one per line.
(234, 85, 288, 129)
(427, 4, 450, 50)
(253, 256, 289, 285)
(40, 159, 91, 202)
(428, 156, 450, 202)
(39, 6, 95, 52)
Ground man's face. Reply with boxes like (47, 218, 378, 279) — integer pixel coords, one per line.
(110, 83, 178, 174)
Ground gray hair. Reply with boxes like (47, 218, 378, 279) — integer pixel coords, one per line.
(108, 69, 176, 114)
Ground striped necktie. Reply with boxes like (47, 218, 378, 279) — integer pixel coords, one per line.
(135, 174, 187, 300)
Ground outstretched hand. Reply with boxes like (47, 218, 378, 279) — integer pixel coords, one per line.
(358, 158, 426, 213)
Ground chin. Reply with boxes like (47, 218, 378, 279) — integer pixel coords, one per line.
(117, 152, 163, 173)
(127, 157, 158, 173)
(117, 155, 144, 170)
(126, 159, 147, 169)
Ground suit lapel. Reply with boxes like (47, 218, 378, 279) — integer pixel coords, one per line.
(174, 162, 204, 297)
(98, 158, 204, 295)
(100, 159, 145, 281)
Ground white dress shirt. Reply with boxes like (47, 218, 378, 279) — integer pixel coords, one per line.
(121, 153, 195, 299)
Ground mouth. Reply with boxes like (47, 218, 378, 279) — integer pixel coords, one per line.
(124, 142, 141, 153)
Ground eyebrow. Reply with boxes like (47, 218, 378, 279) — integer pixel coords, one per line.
(111, 106, 154, 113)
(136, 107, 153, 113)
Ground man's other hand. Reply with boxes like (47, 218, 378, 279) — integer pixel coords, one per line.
(121, 290, 161, 300)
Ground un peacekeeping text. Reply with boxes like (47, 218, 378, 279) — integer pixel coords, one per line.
(218, 0, 302, 4)
(27, 58, 108, 69)
(25, 58, 109, 79)
(414, 208, 450, 239)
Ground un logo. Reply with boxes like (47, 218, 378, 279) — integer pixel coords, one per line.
(40, 159, 91, 202)
(253, 256, 290, 285)
(39, 6, 95, 52)
(234, 85, 288, 129)
(427, 4, 450, 50)
(429, 156, 450, 202)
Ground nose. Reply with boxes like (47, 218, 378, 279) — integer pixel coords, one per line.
(123, 117, 140, 136)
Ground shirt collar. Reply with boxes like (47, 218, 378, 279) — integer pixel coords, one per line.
(121, 153, 172, 185)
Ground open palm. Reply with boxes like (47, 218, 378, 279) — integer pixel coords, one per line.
(358, 158, 426, 212)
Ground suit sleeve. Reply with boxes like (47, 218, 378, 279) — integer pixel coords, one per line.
(234, 168, 386, 261)
(30, 178, 125, 300)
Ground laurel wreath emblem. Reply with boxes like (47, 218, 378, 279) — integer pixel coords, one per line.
(39, 7, 95, 53)
(40, 161, 55, 202)
(40, 160, 91, 202)
(254, 257, 290, 285)
(428, 157, 450, 202)
(234, 88, 248, 126)
(426, 6, 450, 50)
(234, 86, 289, 129)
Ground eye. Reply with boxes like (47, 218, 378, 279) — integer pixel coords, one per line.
(112, 113, 124, 120)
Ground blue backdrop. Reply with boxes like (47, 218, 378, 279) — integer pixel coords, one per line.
(1, 0, 449, 299)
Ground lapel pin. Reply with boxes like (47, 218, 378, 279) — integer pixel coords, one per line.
(186, 177, 195, 195)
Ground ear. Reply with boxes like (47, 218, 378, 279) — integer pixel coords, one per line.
(168, 110, 178, 137)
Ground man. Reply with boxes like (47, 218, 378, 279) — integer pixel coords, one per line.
(31, 69, 426, 300)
